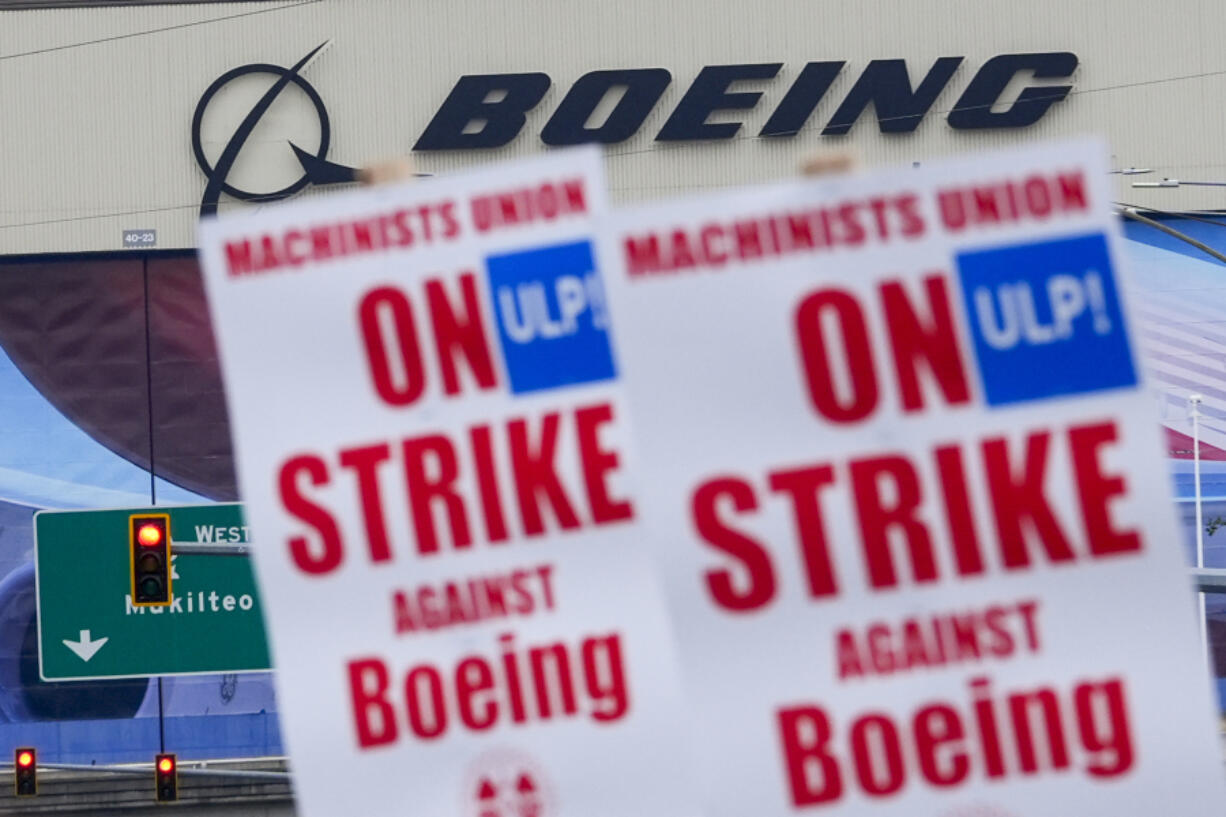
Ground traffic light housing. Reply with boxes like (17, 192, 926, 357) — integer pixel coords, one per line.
(155, 753, 178, 802)
(14, 747, 36, 797)
(130, 514, 172, 606)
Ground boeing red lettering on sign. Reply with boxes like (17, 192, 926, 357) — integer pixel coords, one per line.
(414, 53, 1078, 150)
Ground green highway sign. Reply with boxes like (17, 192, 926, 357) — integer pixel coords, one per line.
(35, 503, 272, 681)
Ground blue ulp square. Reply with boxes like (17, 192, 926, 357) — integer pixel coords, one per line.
(955, 232, 1137, 406)
(485, 240, 617, 394)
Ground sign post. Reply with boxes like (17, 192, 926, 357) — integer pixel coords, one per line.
(197, 149, 695, 817)
(35, 503, 270, 681)
(599, 139, 1226, 815)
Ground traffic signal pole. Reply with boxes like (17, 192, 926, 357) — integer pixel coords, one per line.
(125, 515, 250, 769)
(157, 678, 165, 754)
(171, 543, 250, 556)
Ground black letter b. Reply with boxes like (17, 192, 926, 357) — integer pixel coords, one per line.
(414, 73, 551, 150)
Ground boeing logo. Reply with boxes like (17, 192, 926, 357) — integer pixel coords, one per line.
(192, 42, 359, 216)
(193, 49, 1078, 209)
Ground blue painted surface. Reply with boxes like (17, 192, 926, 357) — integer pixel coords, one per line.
(0, 713, 283, 764)
(1123, 213, 1226, 264)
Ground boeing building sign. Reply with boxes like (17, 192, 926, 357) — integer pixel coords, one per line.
(192, 49, 1078, 208)
(415, 52, 1078, 149)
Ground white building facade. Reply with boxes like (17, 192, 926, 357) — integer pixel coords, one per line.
(1, 0, 1225, 253)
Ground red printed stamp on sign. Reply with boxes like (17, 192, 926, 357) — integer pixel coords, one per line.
(464, 749, 556, 817)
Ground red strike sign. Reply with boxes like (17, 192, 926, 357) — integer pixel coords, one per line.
(199, 149, 697, 817)
(598, 140, 1226, 816)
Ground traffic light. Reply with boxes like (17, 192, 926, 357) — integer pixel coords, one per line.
(14, 747, 36, 797)
(130, 514, 172, 606)
(155, 753, 178, 802)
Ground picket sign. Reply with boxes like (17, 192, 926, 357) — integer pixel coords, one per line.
(197, 148, 697, 817)
(596, 138, 1226, 816)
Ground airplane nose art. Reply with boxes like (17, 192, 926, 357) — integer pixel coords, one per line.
(0, 562, 148, 722)
(0, 257, 236, 500)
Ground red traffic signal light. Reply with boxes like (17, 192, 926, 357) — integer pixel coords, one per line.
(155, 753, 178, 802)
(129, 514, 172, 606)
(137, 523, 163, 547)
(14, 746, 36, 797)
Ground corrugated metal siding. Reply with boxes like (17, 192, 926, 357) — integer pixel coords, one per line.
(2, 0, 1226, 253)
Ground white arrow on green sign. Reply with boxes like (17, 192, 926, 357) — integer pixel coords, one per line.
(35, 503, 272, 681)
(63, 630, 108, 662)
